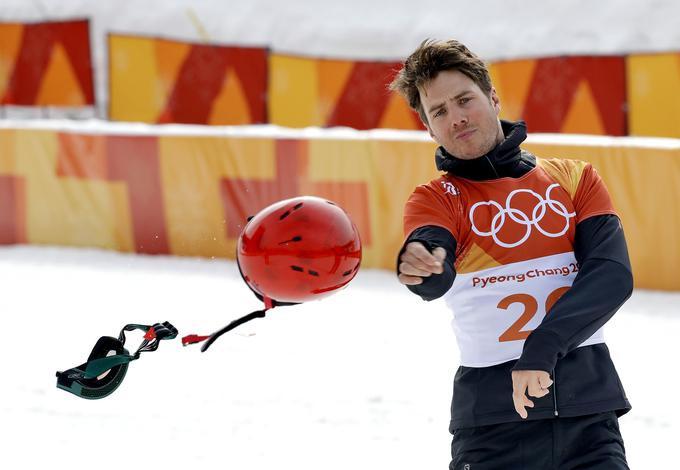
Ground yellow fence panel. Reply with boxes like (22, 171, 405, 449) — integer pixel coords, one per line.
(0, 124, 677, 290)
(627, 53, 680, 138)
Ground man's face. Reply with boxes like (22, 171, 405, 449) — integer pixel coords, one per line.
(419, 69, 503, 160)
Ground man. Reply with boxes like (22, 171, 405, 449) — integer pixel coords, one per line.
(390, 39, 632, 469)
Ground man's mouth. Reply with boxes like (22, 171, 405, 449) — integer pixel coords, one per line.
(456, 129, 476, 140)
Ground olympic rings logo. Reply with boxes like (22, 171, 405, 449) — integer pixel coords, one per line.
(469, 184, 575, 248)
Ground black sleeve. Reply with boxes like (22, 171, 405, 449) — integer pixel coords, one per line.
(513, 214, 633, 372)
(396, 225, 457, 301)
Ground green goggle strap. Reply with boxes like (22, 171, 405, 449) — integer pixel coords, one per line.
(56, 321, 178, 399)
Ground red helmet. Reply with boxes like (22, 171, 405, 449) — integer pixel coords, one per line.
(237, 196, 362, 303)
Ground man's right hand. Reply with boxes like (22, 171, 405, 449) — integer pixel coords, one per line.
(397, 242, 446, 285)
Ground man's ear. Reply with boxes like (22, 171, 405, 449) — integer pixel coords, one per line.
(490, 87, 501, 115)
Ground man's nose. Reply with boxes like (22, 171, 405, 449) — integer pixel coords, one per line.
(450, 112, 468, 129)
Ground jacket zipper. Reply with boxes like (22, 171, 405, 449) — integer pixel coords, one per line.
(552, 368, 559, 417)
(484, 155, 501, 179)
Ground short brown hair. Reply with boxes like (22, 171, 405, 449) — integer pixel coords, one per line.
(389, 39, 493, 124)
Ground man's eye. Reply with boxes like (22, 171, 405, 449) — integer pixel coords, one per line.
(434, 108, 445, 118)
(459, 97, 471, 105)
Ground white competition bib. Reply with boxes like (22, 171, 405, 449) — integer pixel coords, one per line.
(444, 252, 605, 367)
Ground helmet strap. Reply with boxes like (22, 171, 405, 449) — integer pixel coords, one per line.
(182, 296, 277, 352)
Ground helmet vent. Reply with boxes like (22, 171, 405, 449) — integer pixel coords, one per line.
(279, 203, 304, 220)
(279, 236, 302, 245)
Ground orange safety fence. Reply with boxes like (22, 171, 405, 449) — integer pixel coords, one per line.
(490, 56, 627, 136)
(267, 54, 424, 130)
(108, 34, 267, 125)
(0, 125, 678, 290)
(0, 19, 94, 107)
(110, 38, 680, 138)
(1, 23, 679, 138)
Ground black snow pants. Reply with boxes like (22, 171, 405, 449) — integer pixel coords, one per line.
(450, 411, 628, 470)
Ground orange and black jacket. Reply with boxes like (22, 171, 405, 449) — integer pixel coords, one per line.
(400, 120, 632, 430)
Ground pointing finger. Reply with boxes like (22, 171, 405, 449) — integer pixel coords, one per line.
(513, 392, 533, 419)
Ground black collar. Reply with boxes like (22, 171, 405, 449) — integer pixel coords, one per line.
(434, 120, 535, 180)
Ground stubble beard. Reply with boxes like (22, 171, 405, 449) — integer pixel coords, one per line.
(450, 128, 500, 160)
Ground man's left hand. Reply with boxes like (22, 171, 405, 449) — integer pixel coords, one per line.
(511, 370, 553, 419)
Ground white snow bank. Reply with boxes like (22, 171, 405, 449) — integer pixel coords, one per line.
(0, 245, 677, 469)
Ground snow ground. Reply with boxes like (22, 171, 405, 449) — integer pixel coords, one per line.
(0, 245, 678, 469)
